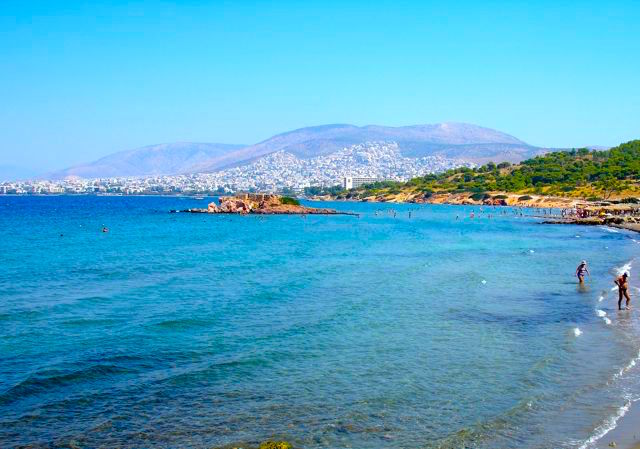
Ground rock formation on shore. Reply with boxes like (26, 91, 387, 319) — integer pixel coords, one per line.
(175, 193, 356, 216)
(342, 191, 588, 209)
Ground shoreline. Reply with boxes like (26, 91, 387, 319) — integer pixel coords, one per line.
(323, 191, 591, 209)
(593, 398, 640, 449)
(313, 193, 640, 233)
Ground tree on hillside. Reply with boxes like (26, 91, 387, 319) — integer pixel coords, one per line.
(597, 177, 624, 199)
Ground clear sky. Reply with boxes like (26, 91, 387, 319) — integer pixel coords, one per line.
(1, 0, 639, 172)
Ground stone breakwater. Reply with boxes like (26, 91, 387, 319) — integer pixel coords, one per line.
(172, 193, 358, 216)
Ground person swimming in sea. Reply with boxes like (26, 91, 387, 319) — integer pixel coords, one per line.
(615, 273, 631, 310)
(575, 260, 590, 283)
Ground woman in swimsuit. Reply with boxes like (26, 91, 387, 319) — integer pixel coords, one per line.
(575, 260, 590, 283)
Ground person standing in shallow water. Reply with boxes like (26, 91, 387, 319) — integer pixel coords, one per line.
(575, 260, 590, 283)
(615, 273, 632, 310)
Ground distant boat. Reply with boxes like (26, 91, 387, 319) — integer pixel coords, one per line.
(193, 196, 205, 200)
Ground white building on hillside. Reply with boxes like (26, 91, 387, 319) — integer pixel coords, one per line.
(343, 176, 383, 190)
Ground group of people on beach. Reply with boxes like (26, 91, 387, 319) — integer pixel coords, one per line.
(576, 260, 632, 310)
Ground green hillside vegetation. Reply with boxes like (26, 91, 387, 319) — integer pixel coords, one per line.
(280, 196, 301, 206)
(317, 140, 640, 201)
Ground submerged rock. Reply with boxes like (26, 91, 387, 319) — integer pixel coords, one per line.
(211, 440, 293, 449)
(258, 441, 292, 449)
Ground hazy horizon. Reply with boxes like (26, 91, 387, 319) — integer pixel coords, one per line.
(1, 1, 639, 173)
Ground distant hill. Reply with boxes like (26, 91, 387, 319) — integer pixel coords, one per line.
(48, 142, 245, 179)
(47, 123, 552, 179)
(190, 122, 547, 172)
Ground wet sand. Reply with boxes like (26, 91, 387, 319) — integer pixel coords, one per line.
(595, 400, 640, 449)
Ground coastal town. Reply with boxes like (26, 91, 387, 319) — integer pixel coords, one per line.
(0, 142, 473, 195)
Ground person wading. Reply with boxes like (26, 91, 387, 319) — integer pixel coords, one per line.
(615, 273, 632, 310)
(575, 260, 590, 284)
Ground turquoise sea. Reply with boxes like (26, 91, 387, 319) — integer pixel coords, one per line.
(1, 196, 639, 449)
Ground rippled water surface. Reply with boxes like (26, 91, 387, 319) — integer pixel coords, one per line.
(1, 196, 639, 449)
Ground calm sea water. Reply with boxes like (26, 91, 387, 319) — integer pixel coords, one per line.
(1, 196, 639, 449)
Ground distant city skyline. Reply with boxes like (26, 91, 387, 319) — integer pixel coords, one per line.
(1, 0, 639, 173)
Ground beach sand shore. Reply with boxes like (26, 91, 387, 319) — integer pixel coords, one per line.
(592, 400, 640, 449)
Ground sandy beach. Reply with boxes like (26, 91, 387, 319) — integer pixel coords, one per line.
(592, 400, 640, 449)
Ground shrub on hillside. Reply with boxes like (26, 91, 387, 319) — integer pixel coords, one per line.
(470, 192, 491, 201)
(421, 188, 434, 198)
(280, 196, 301, 206)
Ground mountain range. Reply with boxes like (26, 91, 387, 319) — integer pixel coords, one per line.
(48, 142, 245, 179)
(47, 123, 550, 180)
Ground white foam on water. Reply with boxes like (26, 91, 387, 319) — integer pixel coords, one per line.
(573, 327, 582, 337)
(612, 350, 640, 382)
(577, 398, 634, 449)
(599, 226, 620, 233)
(529, 249, 535, 253)
(481, 280, 487, 284)
(574, 258, 640, 448)
(588, 355, 640, 448)
(615, 262, 632, 276)
(575, 235, 581, 238)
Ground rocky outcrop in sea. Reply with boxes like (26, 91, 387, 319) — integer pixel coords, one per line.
(172, 193, 358, 216)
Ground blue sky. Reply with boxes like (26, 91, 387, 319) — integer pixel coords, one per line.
(1, 0, 639, 172)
